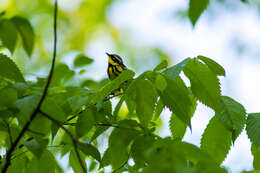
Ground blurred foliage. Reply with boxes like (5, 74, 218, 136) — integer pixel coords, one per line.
(0, 0, 260, 173)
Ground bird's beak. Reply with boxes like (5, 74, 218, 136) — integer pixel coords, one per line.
(106, 52, 111, 56)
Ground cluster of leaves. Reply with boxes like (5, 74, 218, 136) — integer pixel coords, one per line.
(0, 45, 260, 172)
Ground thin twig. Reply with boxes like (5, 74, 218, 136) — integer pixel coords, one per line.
(11, 144, 66, 161)
(39, 110, 87, 173)
(3, 120, 13, 145)
(1, 1, 58, 172)
(104, 92, 124, 101)
(27, 129, 45, 136)
(94, 123, 139, 132)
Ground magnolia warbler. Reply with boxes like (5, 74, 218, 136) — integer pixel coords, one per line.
(106, 52, 127, 80)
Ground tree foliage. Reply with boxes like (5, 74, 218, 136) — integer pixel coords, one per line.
(0, 0, 259, 173)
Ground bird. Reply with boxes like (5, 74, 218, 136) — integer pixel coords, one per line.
(106, 52, 127, 80)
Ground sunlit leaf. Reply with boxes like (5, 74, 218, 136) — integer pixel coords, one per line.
(0, 53, 25, 82)
(78, 142, 101, 162)
(154, 60, 168, 71)
(251, 144, 260, 170)
(22, 138, 48, 158)
(188, 0, 210, 26)
(76, 107, 95, 138)
(163, 58, 190, 80)
(0, 19, 17, 53)
(160, 76, 193, 128)
(74, 54, 94, 67)
(216, 96, 246, 142)
(131, 135, 157, 168)
(69, 150, 86, 173)
(183, 58, 221, 113)
(155, 74, 167, 92)
(201, 116, 232, 164)
(11, 16, 35, 56)
(246, 113, 260, 147)
(0, 88, 18, 109)
(169, 113, 187, 140)
(108, 120, 139, 169)
(136, 79, 157, 127)
(198, 55, 225, 76)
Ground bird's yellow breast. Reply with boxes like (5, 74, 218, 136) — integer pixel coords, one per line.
(108, 57, 118, 66)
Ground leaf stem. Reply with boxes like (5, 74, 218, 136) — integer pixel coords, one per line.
(39, 110, 87, 173)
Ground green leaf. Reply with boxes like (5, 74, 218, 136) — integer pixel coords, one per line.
(25, 150, 56, 173)
(201, 116, 232, 164)
(188, 0, 210, 26)
(112, 95, 125, 120)
(78, 142, 101, 162)
(76, 107, 95, 138)
(96, 70, 135, 102)
(51, 63, 75, 86)
(153, 98, 164, 120)
(216, 96, 246, 142)
(69, 150, 87, 173)
(91, 126, 109, 141)
(0, 53, 25, 82)
(22, 138, 48, 158)
(163, 58, 190, 80)
(30, 112, 52, 137)
(7, 155, 27, 173)
(160, 76, 193, 128)
(136, 79, 157, 127)
(16, 94, 40, 124)
(183, 58, 221, 112)
(251, 144, 260, 170)
(0, 19, 17, 53)
(74, 54, 94, 67)
(246, 113, 260, 147)
(41, 97, 66, 122)
(169, 113, 187, 140)
(154, 60, 168, 71)
(155, 74, 167, 92)
(198, 56, 225, 76)
(11, 16, 35, 56)
(131, 135, 157, 168)
(0, 88, 18, 109)
(108, 120, 139, 169)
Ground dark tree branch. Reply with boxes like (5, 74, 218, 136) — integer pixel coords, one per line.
(39, 110, 87, 173)
(1, 1, 58, 172)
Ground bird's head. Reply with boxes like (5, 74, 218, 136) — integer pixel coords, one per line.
(106, 52, 124, 65)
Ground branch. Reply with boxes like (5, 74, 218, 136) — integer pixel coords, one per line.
(1, 1, 58, 172)
(104, 92, 124, 101)
(39, 110, 87, 173)
(94, 123, 139, 132)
